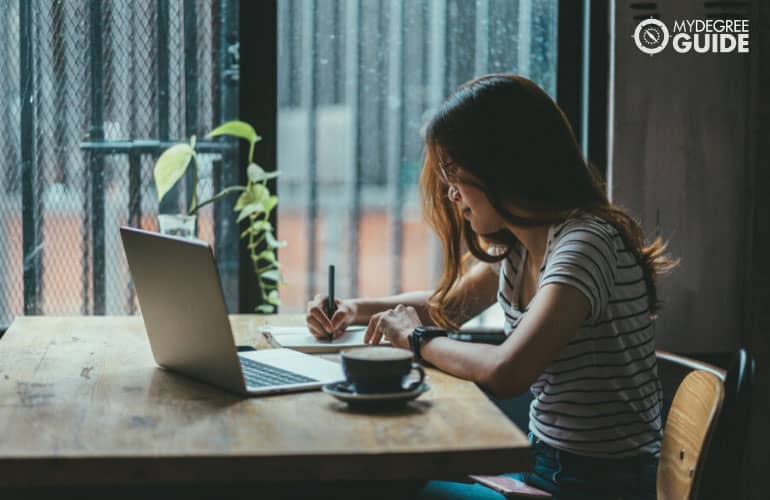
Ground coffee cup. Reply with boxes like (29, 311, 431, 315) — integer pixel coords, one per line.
(340, 346, 425, 394)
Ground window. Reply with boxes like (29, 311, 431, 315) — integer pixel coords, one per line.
(276, 0, 558, 312)
(0, 0, 240, 327)
(0, 0, 560, 326)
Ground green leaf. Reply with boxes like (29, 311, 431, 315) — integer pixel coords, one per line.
(207, 120, 261, 145)
(240, 220, 271, 238)
(154, 143, 194, 203)
(234, 184, 269, 212)
(234, 191, 250, 211)
(246, 163, 263, 182)
(258, 250, 276, 262)
(265, 290, 280, 305)
(237, 202, 264, 222)
(251, 183, 269, 203)
(265, 231, 288, 249)
(261, 269, 281, 282)
(263, 195, 278, 213)
(249, 184, 269, 204)
(255, 304, 276, 314)
(247, 163, 280, 183)
(252, 220, 272, 232)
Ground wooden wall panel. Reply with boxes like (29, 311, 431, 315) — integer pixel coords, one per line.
(612, 1, 750, 352)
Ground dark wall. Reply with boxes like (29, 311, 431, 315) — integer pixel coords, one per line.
(612, 1, 750, 354)
(746, 2, 769, 498)
(613, 2, 768, 498)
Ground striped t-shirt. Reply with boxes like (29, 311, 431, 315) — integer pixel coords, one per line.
(494, 214, 663, 458)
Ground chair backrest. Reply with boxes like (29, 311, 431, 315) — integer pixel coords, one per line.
(658, 370, 725, 500)
(700, 348, 756, 499)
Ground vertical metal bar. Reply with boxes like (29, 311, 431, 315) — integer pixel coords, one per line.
(517, 0, 532, 76)
(127, 153, 141, 314)
(556, 0, 584, 141)
(376, 2, 387, 184)
(183, 0, 198, 200)
(427, 0, 447, 284)
(127, 158, 142, 228)
(474, 0, 489, 76)
(213, 0, 225, 273)
(346, 0, 361, 297)
(387, 0, 405, 293)
(430, 0, 447, 107)
(277, 0, 287, 107)
(157, 0, 169, 141)
(220, 0, 241, 312)
(157, 0, 176, 214)
(421, 1, 430, 109)
(20, 0, 39, 315)
(580, 0, 591, 156)
(89, 0, 106, 315)
(303, 0, 318, 299)
(238, 0, 277, 313)
(52, 0, 68, 184)
(606, 0, 616, 196)
(331, 0, 341, 104)
(286, 0, 297, 107)
(586, 0, 609, 178)
(444, 0, 455, 90)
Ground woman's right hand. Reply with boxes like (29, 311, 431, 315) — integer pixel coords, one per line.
(306, 294, 358, 340)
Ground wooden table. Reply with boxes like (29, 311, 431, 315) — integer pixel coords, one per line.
(0, 315, 530, 489)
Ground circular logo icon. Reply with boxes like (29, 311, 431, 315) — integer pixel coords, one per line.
(633, 18, 669, 55)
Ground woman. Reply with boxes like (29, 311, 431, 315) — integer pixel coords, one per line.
(306, 74, 675, 499)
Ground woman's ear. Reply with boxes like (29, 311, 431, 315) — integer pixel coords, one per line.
(448, 185, 461, 202)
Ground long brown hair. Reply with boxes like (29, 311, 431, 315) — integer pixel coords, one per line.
(420, 74, 677, 329)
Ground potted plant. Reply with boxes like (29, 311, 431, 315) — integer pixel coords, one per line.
(154, 120, 286, 313)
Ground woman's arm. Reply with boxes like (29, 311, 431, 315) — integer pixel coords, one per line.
(350, 291, 434, 325)
(351, 261, 499, 326)
(417, 282, 590, 397)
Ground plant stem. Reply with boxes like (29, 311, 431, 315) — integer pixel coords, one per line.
(189, 186, 246, 215)
(188, 154, 199, 215)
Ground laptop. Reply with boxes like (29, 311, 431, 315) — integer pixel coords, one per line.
(120, 226, 344, 396)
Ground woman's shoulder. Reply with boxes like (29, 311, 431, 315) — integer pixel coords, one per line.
(552, 213, 619, 246)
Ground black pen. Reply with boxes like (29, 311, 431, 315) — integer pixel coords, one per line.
(327, 265, 335, 341)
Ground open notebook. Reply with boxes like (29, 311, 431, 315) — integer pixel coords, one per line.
(260, 325, 390, 353)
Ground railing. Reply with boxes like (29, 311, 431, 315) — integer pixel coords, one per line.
(0, 0, 241, 326)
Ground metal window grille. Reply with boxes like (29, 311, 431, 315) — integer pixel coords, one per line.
(0, 0, 241, 327)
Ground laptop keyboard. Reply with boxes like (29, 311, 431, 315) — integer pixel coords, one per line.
(240, 357, 318, 387)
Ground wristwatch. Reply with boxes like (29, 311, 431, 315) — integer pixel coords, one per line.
(409, 326, 448, 362)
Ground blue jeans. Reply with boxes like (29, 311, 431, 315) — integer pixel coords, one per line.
(419, 434, 657, 500)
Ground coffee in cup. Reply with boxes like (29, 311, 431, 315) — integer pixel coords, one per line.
(340, 346, 425, 394)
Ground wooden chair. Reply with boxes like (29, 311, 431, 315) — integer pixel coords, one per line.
(657, 368, 724, 499)
(699, 349, 755, 500)
(472, 350, 728, 499)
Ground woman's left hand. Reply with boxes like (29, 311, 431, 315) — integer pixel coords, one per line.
(365, 304, 422, 349)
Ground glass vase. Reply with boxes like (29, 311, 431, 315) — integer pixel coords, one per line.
(158, 214, 197, 239)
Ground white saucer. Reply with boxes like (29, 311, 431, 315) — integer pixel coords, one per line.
(322, 381, 430, 408)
